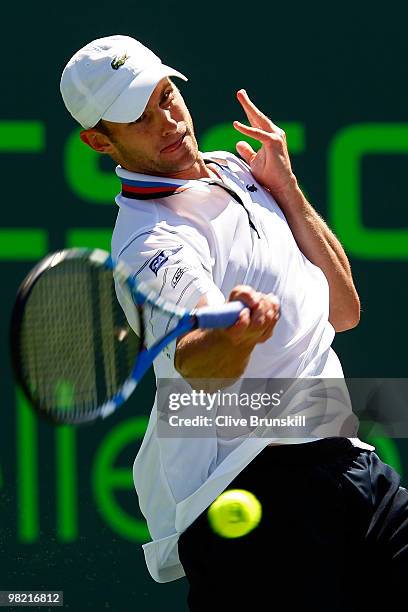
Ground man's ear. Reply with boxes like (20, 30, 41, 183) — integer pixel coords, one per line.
(80, 129, 113, 154)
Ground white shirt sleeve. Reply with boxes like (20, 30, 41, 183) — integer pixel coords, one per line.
(114, 224, 225, 358)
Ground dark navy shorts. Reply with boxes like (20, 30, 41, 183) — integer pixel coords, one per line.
(178, 438, 408, 611)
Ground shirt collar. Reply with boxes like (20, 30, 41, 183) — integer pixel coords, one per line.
(116, 156, 231, 201)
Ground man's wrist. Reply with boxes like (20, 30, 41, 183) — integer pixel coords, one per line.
(217, 327, 257, 352)
(271, 176, 306, 214)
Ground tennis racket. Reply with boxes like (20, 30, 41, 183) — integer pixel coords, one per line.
(10, 248, 245, 425)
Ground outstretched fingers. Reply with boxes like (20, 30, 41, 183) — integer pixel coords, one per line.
(236, 89, 271, 130)
(236, 89, 284, 134)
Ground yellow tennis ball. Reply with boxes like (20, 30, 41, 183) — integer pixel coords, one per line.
(207, 489, 262, 538)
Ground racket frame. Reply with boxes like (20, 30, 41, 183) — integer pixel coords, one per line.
(10, 248, 197, 424)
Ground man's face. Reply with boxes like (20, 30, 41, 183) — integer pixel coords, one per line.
(96, 78, 200, 176)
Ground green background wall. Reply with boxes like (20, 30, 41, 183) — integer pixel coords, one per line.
(2, 1, 408, 609)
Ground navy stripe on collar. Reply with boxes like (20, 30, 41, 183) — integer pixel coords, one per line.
(120, 177, 188, 200)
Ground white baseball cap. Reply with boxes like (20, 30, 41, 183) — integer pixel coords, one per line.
(60, 35, 188, 129)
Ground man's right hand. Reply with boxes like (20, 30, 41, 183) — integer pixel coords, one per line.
(175, 285, 280, 386)
(223, 285, 280, 347)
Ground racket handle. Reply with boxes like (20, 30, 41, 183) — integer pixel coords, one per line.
(195, 300, 247, 329)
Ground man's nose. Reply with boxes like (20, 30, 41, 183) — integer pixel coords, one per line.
(158, 108, 178, 135)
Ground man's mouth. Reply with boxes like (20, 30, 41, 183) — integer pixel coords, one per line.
(161, 132, 186, 153)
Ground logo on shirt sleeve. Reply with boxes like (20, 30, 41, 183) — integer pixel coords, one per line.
(149, 246, 183, 276)
(171, 266, 188, 288)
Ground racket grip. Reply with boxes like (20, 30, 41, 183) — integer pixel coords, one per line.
(195, 300, 247, 329)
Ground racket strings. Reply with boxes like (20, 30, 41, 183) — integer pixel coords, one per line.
(18, 259, 141, 422)
(21, 263, 97, 410)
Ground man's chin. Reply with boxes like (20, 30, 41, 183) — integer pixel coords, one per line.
(157, 139, 200, 175)
(122, 135, 200, 177)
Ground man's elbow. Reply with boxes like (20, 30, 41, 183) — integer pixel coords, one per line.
(330, 298, 361, 332)
(334, 314, 360, 332)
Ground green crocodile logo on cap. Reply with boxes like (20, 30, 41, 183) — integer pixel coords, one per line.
(111, 53, 129, 70)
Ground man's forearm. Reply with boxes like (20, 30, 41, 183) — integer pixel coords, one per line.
(274, 178, 360, 332)
(175, 328, 254, 390)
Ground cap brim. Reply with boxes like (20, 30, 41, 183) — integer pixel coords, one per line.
(101, 64, 188, 124)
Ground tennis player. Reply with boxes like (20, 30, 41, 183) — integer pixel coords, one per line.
(60, 35, 408, 610)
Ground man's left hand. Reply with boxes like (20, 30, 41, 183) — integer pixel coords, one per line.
(234, 89, 297, 199)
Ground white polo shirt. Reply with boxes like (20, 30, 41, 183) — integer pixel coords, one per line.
(111, 151, 374, 583)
